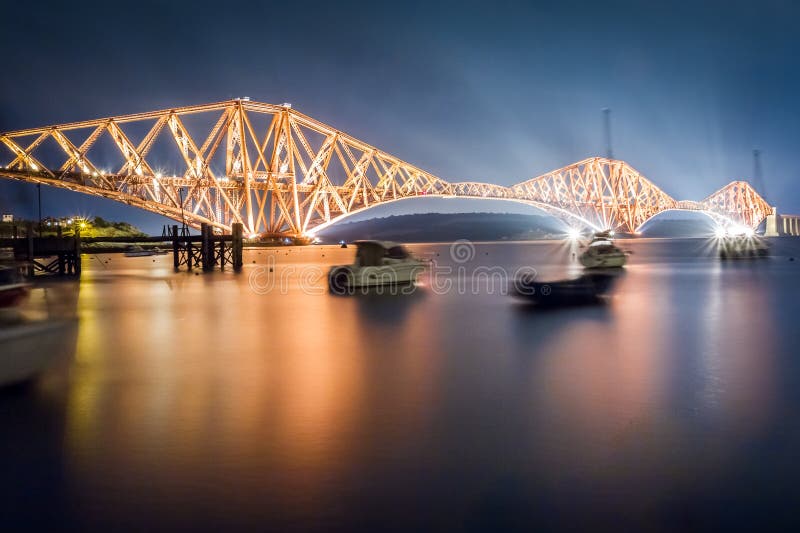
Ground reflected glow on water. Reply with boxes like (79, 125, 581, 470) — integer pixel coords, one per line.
(4, 238, 800, 530)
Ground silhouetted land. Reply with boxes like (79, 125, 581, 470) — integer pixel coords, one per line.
(315, 212, 567, 242)
(315, 212, 723, 242)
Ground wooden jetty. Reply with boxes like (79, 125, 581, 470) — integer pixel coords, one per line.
(0, 222, 243, 277)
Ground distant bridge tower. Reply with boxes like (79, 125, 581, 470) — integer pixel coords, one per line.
(753, 149, 768, 201)
(602, 108, 613, 160)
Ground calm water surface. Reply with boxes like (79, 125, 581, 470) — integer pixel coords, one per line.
(3, 238, 800, 531)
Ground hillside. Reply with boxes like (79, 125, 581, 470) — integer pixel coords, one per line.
(314, 212, 568, 242)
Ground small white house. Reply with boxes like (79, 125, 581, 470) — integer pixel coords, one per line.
(1, 214, 13, 223)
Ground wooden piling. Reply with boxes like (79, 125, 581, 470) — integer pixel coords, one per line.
(57, 226, 65, 275)
(26, 222, 34, 277)
(74, 229, 81, 275)
(201, 223, 211, 271)
(172, 225, 179, 270)
(232, 223, 243, 271)
(219, 237, 226, 271)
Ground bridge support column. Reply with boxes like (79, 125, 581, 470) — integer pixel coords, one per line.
(765, 211, 779, 237)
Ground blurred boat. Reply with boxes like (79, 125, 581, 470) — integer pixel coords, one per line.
(0, 318, 77, 387)
(719, 235, 769, 259)
(0, 266, 30, 309)
(579, 231, 627, 268)
(124, 245, 158, 257)
(329, 240, 425, 294)
(512, 272, 619, 306)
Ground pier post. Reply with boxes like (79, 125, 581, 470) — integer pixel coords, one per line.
(232, 223, 243, 272)
(26, 222, 34, 277)
(201, 223, 212, 272)
(73, 229, 81, 276)
(172, 225, 179, 270)
(57, 226, 65, 275)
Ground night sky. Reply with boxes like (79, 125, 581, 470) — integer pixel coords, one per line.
(1, 0, 798, 234)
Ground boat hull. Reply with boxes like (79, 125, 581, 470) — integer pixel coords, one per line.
(719, 240, 769, 259)
(329, 262, 424, 293)
(0, 284, 30, 308)
(512, 273, 618, 306)
(579, 252, 627, 268)
(0, 319, 77, 387)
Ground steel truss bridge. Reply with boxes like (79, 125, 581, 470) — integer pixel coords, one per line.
(0, 99, 773, 236)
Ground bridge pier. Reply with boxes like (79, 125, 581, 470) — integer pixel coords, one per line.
(170, 223, 243, 272)
(765, 212, 800, 237)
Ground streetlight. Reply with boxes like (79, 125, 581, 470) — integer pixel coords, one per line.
(37, 184, 42, 235)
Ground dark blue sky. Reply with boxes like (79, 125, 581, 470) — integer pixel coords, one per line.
(1, 0, 798, 233)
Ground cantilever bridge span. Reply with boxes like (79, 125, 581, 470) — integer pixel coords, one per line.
(0, 99, 773, 236)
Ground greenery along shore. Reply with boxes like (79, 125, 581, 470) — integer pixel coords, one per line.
(0, 216, 147, 239)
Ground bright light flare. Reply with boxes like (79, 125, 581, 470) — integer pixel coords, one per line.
(566, 227, 581, 240)
(729, 225, 750, 237)
(714, 226, 727, 238)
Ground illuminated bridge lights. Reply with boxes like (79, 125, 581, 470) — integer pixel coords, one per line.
(0, 100, 773, 237)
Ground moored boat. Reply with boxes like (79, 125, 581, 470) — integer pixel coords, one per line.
(512, 272, 619, 306)
(719, 234, 769, 259)
(329, 240, 425, 294)
(124, 245, 158, 257)
(0, 266, 30, 309)
(579, 231, 627, 268)
(0, 319, 77, 387)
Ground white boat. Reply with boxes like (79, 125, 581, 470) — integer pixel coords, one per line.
(328, 240, 425, 294)
(579, 232, 627, 268)
(0, 266, 30, 309)
(0, 319, 77, 387)
(123, 245, 158, 257)
(719, 235, 769, 259)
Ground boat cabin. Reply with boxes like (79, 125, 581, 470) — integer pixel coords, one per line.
(354, 241, 411, 267)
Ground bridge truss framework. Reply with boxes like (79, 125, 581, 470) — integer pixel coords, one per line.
(0, 99, 774, 236)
